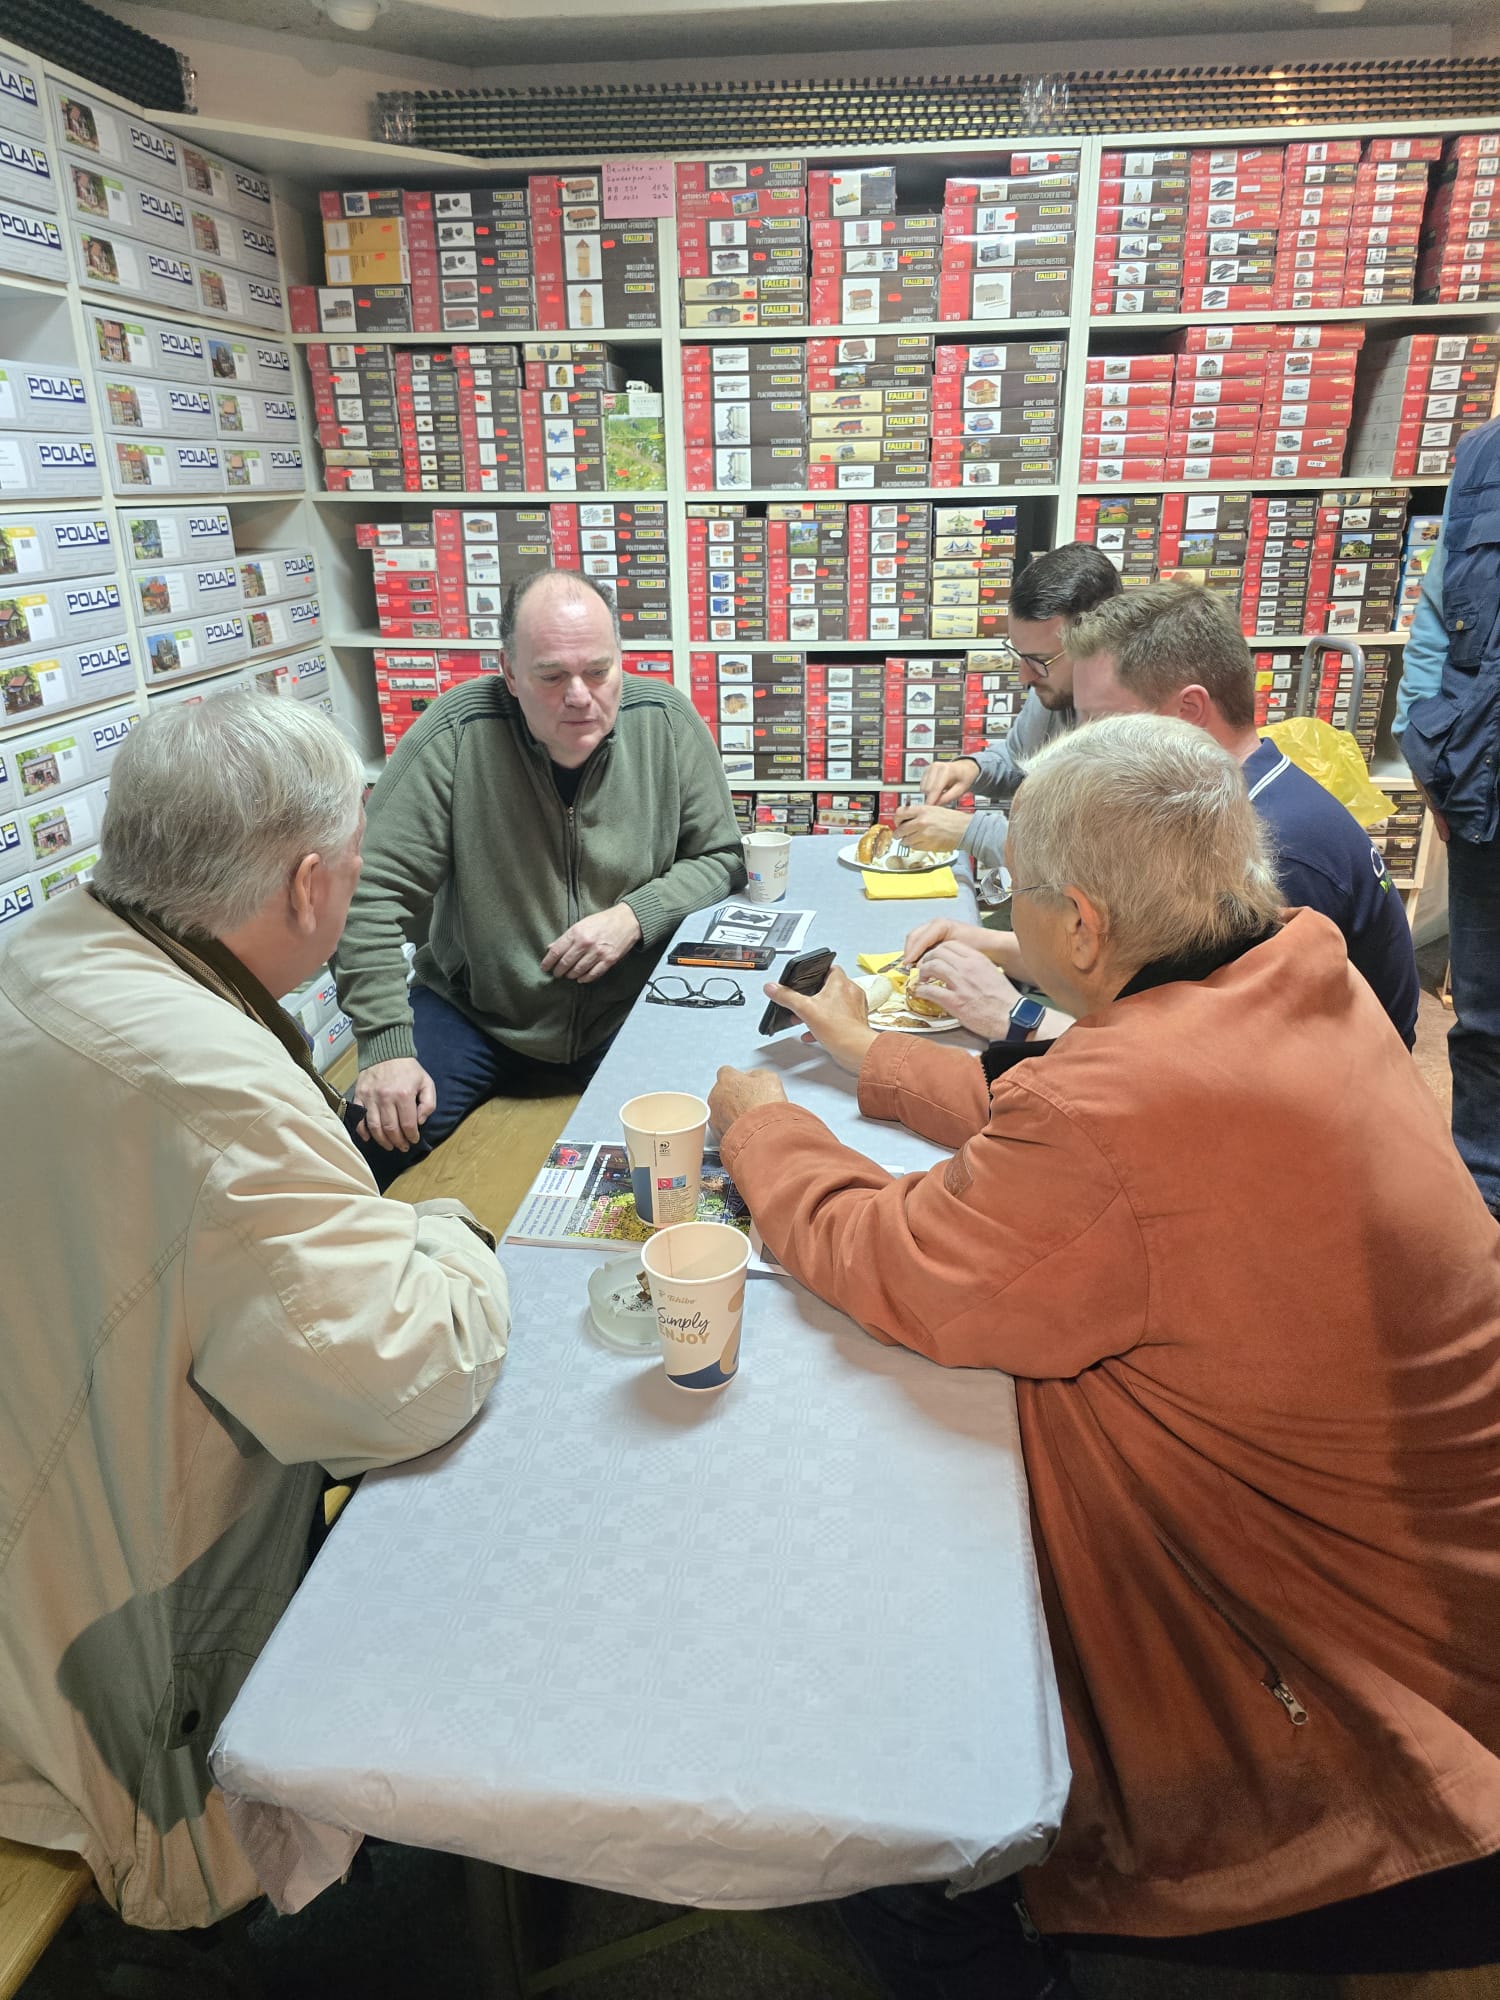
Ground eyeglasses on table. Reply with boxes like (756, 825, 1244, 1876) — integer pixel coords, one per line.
(645, 976, 746, 1009)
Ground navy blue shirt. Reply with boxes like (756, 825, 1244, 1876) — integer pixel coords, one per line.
(1244, 737, 1419, 1048)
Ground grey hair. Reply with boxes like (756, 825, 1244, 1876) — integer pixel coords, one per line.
(92, 691, 363, 938)
(1009, 713, 1282, 971)
(500, 567, 620, 652)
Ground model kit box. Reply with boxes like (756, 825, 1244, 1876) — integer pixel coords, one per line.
(212, 385, 300, 442)
(51, 84, 182, 192)
(7, 699, 139, 809)
(140, 607, 250, 680)
(109, 436, 225, 493)
(188, 207, 280, 281)
(245, 594, 322, 655)
(63, 161, 190, 253)
(121, 504, 233, 567)
(0, 509, 113, 583)
(180, 142, 274, 228)
(86, 307, 208, 384)
(71, 225, 198, 312)
(290, 285, 413, 334)
(195, 262, 286, 330)
(238, 548, 317, 604)
(0, 131, 59, 214)
(941, 265, 1072, 320)
(130, 555, 242, 622)
(228, 444, 305, 492)
(0, 571, 126, 653)
(0, 197, 68, 281)
(98, 372, 217, 439)
(15, 773, 111, 875)
(0, 361, 90, 434)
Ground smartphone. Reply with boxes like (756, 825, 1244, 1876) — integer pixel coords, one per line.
(758, 946, 835, 1038)
(668, 940, 776, 971)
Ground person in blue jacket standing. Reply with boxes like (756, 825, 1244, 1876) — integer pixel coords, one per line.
(1396, 414, 1500, 1219)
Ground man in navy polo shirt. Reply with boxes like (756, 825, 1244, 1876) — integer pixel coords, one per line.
(1064, 583, 1418, 1046)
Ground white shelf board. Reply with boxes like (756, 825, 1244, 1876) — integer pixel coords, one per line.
(1077, 476, 1452, 494)
(726, 778, 921, 792)
(289, 326, 663, 346)
(686, 320, 1072, 342)
(0, 270, 69, 302)
(327, 631, 499, 649)
(1088, 302, 1499, 332)
(311, 489, 667, 504)
(1252, 632, 1409, 648)
(0, 493, 110, 513)
(1371, 756, 1416, 784)
(108, 487, 310, 506)
(688, 487, 1059, 503)
(145, 660, 253, 696)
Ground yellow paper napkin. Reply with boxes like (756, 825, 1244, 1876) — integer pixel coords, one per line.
(856, 950, 903, 974)
(862, 867, 958, 901)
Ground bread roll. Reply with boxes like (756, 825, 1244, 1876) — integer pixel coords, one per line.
(856, 824, 893, 864)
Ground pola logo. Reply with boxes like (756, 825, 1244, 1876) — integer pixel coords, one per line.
(265, 399, 296, 421)
(0, 138, 52, 183)
(247, 279, 281, 306)
(187, 512, 230, 536)
(130, 126, 178, 167)
(0, 207, 61, 248)
(205, 617, 244, 645)
(290, 599, 318, 624)
(168, 389, 213, 418)
(178, 446, 218, 469)
(77, 641, 132, 676)
(91, 716, 136, 753)
(140, 189, 185, 226)
(269, 449, 301, 469)
(0, 882, 34, 927)
(242, 228, 275, 259)
(235, 170, 271, 205)
(256, 346, 290, 373)
(147, 253, 193, 287)
(0, 819, 20, 855)
(65, 583, 121, 617)
(196, 566, 237, 593)
(55, 520, 110, 548)
(25, 373, 86, 406)
(37, 441, 97, 469)
(160, 328, 204, 357)
(0, 68, 39, 109)
(284, 555, 315, 578)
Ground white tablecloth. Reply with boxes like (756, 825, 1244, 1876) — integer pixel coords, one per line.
(212, 838, 1069, 1912)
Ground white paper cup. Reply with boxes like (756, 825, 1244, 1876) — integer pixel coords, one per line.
(640, 1221, 750, 1392)
(743, 829, 792, 905)
(619, 1091, 710, 1228)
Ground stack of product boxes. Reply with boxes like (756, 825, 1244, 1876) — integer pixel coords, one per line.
(0, 56, 67, 290)
(928, 503, 1017, 642)
(1370, 784, 1428, 886)
(963, 645, 1029, 762)
(808, 168, 939, 328)
(886, 655, 967, 786)
(530, 174, 663, 333)
(1419, 134, 1500, 303)
(765, 502, 856, 641)
(0, 505, 135, 731)
(686, 506, 767, 643)
(1180, 147, 1283, 313)
(521, 341, 665, 494)
(121, 500, 321, 686)
(941, 155, 1079, 323)
(932, 339, 1064, 488)
(1276, 141, 1357, 310)
(1252, 643, 1393, 763)
(85, 301, 302, 497)
(434, 186, 531, 333)
(1344, 140, 1436, 306)
(683, 342, 809, 491)
(806, 334, 935, 490)
(1171, 324, 1364, 482)
(1081, 352, 1173, 483)
(0, 356, 102, 503)
(0, 693, 139, 939)
(1092, 148, 1191, 315)
(309, 341, 528, 494)
(1311, 489, 1408, 637)
(52, 81, 286, 334)
(1345, 331, 1500, 478)
(676, 158, 808, 329)
(279, 964, 352, 1075)
(1394, 511, 1442, 634)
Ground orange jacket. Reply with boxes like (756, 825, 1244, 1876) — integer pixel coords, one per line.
(721, 911, 1500, 1937)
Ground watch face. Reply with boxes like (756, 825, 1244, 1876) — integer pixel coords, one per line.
(1009, 994, 1047, 1036)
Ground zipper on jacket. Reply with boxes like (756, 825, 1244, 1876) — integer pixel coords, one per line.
(1155, 1534, 1309, 1728)
(564, 800, 582, 1063)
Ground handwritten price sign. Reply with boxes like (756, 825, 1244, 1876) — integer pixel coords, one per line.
(602, 158, 675, 219)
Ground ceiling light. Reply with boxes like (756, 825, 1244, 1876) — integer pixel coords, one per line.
(323, 0, 385, 29)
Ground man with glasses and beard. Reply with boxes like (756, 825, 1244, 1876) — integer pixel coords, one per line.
(893, 541, 1121, 870)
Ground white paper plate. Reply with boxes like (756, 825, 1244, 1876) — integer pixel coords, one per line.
(868, 1004, 961, 1034)
(837, 840, 959, 875)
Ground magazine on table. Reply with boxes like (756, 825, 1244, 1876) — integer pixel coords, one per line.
(701, 903, 815, 953)
(505, 1140, 785, 1274)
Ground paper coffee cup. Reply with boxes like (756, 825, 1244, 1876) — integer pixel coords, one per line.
(743, 829, 791, 906)
(640, 1221, 750, 1392)
(620, 1091, 709, 1228)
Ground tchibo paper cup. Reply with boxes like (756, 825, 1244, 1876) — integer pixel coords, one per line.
(640, 1221, 751, 1392)
(619, 1091, 710, 1228)
(743, 828, 791, 905)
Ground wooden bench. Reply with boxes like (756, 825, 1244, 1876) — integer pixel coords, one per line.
(0, 1837, 90, 2000)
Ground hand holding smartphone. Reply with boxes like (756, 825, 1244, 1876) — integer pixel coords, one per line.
(758, 946, 835, 1037)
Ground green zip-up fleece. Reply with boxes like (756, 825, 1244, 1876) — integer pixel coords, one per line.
(333, 674, 746, 1069)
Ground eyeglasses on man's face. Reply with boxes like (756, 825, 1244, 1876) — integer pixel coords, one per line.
(998, 643, 1067, 680)
(645, 976, 745, 1009)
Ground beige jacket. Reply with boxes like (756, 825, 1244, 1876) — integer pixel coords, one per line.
(0, 893, 511, 1931)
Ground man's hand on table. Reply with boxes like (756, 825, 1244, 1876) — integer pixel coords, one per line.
(352, 1056, 437, 1153)
(892, 800, 973, 852)
(709, 1066, 788, 1138)
(542, 903, 642, 983)
(766, 964, 878, 1076)
(919, 756, 980, 808)
(910, 943, 1022, 1041)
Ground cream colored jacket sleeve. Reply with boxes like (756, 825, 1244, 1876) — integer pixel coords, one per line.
(184, 1100, 510, 1479)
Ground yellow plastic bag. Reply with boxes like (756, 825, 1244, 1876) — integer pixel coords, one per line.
(1261, 718, 1397, 829)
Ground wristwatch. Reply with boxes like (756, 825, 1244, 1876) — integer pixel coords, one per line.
(1005, 993, 1048, 1043)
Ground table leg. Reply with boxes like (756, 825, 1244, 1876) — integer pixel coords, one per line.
(463, 1857, 528, 2000)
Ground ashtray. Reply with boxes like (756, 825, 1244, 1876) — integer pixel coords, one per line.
(587, 1251, 660, 1354)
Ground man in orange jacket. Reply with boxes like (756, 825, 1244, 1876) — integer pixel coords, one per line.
(709, 715, 1500, 1998)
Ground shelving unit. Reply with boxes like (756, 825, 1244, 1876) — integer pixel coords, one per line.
(3, 32, 1493, 934)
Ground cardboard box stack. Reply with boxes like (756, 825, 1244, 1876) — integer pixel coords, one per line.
(0, 352, 103, 506)
(1092, 147, 1191, 314)
(51, 82, 286, 332)
(1081, 352, 1172, 482)
(1419, 133, 1500, 303)
(0, 506, 135, 732)
(1342, 138, 1437, 307)
(0, 695, 139, 941)
(374, 648, 497, 752)
(886, 655, 968, 786)
(860, 498, 931, 642)
(683, 342, 809, 491)
(1252, 641, 1395, 762)
(942, 153, 1080, 322)
(676, 158, 808, 329)
(0, 55, 67, 290)
(119, 500, 321, 686)
(807, 334, 937, 490)
(686, 505, 768, 642)
(808, 167, 940, 327)
(1370, 782, 1428, 886)
(928, 502, 1018, 640)
(309, 341, 527, 494)
(84, 303, 303, 497)
(1394, 511, 1443, 635)
(963, 646, 1029, 761)
(1309, 489, 1408, 637)
(1170, 323, 1364, 481)
(765, 502, 855, 641)
(1275, 141, 1359, 310)
(932, 339, 1064, 488)
(356, 500, 669, 645)
(730, 790, 820, 836)
(530, 174, 664, 332)
(1345, 331, 1500, 479)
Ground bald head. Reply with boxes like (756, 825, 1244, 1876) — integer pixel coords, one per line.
(500, 567, 623, 769)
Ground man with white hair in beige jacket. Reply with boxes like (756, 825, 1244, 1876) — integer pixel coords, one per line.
(0, 692, 510, 1934)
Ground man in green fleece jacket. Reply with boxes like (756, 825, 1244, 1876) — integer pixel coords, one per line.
(334, 569, 745, 1187)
